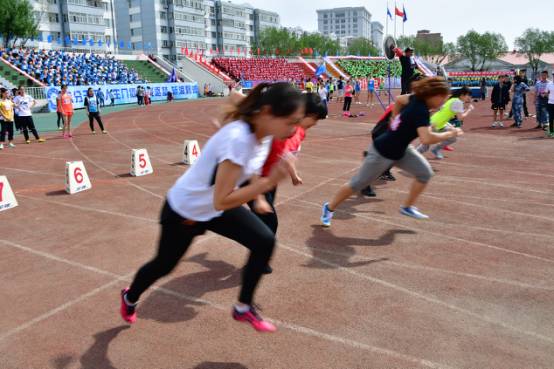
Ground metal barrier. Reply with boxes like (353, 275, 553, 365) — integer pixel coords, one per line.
(25, 87, 47, 100)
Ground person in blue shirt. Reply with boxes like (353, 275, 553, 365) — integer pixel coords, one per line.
(84, 88, 106, 134)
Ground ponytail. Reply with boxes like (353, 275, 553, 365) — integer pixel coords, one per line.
(221, 82, 305, 128)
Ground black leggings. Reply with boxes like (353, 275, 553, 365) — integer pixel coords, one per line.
(547, 104, 554, 133)
(19, 116, 40, 140)
(0, 121, 14, 142)
(126, 201, 276, 305)
(57, 112, 63, 128)
(88, 112, 105, 131)
(247, 188, 278, 234)
(343, 96, 352, 112)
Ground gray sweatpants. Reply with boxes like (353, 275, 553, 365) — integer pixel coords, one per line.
(417, 124, 457, 153)
(350, 144, 434, 191)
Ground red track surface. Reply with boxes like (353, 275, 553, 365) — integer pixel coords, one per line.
(1, 94, 553, 369)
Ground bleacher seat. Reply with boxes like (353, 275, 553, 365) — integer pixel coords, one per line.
(212, 57, 310, 82)
(0, 48, 143, 86)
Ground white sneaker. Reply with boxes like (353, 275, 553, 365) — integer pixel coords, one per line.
(491, 121, 498, 128)
(498, 122, 504, 128)
(0, 143, 3, 150)
(8, 143, 15, 148)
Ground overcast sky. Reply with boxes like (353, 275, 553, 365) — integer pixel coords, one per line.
(244, 0, 553, 49)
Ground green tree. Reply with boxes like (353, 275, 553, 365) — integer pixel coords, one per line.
(254, 27, 340, 56)
(396, 35, 415, 50)
(0, 0, 39, 48)
(515, 28, 554, 78)
(347, 37, 379, 56)
(478, 32, 508, 70)
(456, 30, 482, 71)
(456, 30, 507, 71)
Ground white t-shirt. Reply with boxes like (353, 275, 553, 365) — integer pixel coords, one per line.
(13, 95, 34, 117)
(318, 87, 327, 101)
(167, 120, 272, 221)
(451, 99, 465, 114)
(547, 82, 554, 105)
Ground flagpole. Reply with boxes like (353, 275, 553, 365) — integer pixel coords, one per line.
(385, 1, 389, 37)
(394, 1, 396, 40)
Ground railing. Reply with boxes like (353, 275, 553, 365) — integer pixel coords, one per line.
(26, 87, 47, 100)
(153, 55, 193, 82)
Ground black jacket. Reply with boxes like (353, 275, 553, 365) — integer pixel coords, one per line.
(491, 83, 510, 105)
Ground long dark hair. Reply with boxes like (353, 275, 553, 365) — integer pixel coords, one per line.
(304, 93, 327, 120)
(223, 82, 305, 125)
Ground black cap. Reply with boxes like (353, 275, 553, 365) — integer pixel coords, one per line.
(405, 47, 414, 52)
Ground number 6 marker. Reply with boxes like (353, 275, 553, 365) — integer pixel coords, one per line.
(65, 161, 92, 194)
(131, 148, 153, 176)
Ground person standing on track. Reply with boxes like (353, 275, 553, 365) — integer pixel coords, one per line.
(120, 83, 305, 333)
(342, 80, 353, 117)
(366, 76, 375, 107)
(321, 77, 463, 225)
(84, 88, 107, 134)
(57, 85, 74, 138)
(0, 88, 16, 150)
(14, 86, 46, 144)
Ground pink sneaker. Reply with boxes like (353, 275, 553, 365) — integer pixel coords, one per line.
(68, 133, 73, 138)
(232, 305, 276, 332)
(120, 288, 137, 324)
(443, 146, 454, 152)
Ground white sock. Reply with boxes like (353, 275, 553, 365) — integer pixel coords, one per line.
(234, 303, 250, 313)
(123, 293, 137, 307)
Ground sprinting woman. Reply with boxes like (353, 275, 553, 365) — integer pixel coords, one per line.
(120, 83, 305, 333)
(321, 77, 463, 224)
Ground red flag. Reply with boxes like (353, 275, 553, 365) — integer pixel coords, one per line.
(216, 47, 219, 54)
(257, 47, 260, 55)
(309, 48, 313, 55)
(185, 47, 189, 55)
(237, 47, 241, 54)
(395, 7, 404, 17)
(275, 48, 279, 55)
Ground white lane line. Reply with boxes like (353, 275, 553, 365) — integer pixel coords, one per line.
(293, 199, 554, 264)
(278, 242, 554, 345)
(0, 239, 456, 369)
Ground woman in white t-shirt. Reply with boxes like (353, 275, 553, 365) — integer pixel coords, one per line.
(14, 87, 45, 144)
(120, 83, 305, 332)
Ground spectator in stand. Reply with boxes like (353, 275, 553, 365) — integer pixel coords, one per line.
(0, 88, 16, 150)
(14, 86, 45, 144)
(534, 70, 550, 130)
(491, 76, 510, 128)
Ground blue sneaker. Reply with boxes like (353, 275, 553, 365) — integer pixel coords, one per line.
(431, 147, 444, 160)
(400, 206, 429, 219)
(321, 202, 334, 227)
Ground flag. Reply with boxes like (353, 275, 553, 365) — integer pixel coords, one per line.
(402, 5, 408, 22)
(395, 7, 404, 17)
(315, 62, 327, 77)
(167, 67, 177, 83)
(387, 7, 393, 20)
(47, 35, 53, 43)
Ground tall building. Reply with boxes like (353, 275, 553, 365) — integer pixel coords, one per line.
(115, 0, 279, 61)
(29, 0, 117, 52)
(317, 7, 371, 40)
(370, 21, 384, 51)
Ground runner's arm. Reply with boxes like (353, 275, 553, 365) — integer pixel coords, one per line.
(417, 126, 463, 145)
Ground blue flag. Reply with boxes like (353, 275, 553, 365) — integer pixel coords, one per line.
(315, 63, 327, 77)
(167, 67, 177, 83)
(387, 7, 393, 20)
(47, 35, 53, 43)
(403, 5, 408, 22)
